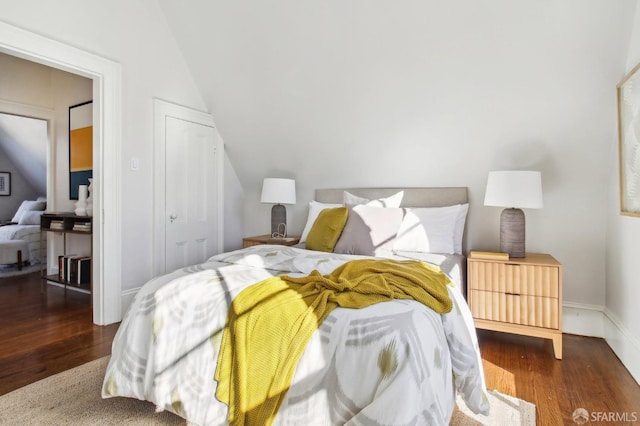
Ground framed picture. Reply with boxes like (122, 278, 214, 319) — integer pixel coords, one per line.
(0, 172, 10, 196)
(617, 62, 640, 217)
(69, 100, 93, 200)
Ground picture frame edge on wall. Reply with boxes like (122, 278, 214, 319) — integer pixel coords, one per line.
(617, 62, 640, 217)
(0, 171, 10, 196)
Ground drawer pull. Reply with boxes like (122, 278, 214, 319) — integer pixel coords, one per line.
(505, 263, 521, 267)
(505, 292, 521, 296)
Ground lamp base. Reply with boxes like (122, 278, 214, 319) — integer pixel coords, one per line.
(271, 204, 287, 237)
(500, 208, 525, 258)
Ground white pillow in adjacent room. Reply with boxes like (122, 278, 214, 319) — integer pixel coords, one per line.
(11, 200, 47, 223)
(393, 205, 460, 254)
(18, 210, 44, 225)
(300, 200, 343, 243)
(343, 190, 404, 208)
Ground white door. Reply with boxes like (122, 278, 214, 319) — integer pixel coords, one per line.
(154, 99, 223, 275)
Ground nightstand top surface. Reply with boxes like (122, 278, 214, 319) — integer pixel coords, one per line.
(469, 252, 561, 267)
(243, 234, 301, 246)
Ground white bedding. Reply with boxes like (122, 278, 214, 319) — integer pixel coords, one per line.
(102, 245, 489, 425)
(0, 224, 43, 263)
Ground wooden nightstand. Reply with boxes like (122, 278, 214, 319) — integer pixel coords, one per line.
(242, 234, 301, 248)
(467, 252, 563, 359)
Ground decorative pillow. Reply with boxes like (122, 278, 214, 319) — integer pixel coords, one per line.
(11, 200, 47, 223)
(18, 210, 44, 225)
(300, 200, 343, 243)
(392, 205, 460, 254)
(343, 190, 404, 208)
(305, 207, 349, 252)
(333, 205, 406, 257)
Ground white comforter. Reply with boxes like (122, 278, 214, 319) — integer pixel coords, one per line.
(102, 246, 489, 425)
(0, 224, 43, 262)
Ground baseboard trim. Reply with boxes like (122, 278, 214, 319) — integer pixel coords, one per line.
(562, 302, 605, 337)
(121, 287, 140, 315)
(603, 308, 640, 385)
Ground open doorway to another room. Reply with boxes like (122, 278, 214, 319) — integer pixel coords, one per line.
(0, 51, 93, 280)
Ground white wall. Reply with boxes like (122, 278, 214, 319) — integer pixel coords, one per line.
(160, 0, 636, 313)
(605, 2, 640, 384)
(0, 0, 236, 294)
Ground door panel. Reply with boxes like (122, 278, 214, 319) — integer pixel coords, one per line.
(165, 116, 217, 272)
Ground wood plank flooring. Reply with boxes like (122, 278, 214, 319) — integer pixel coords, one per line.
(1, 271, 638, 424)
(0, 271, 117, 395)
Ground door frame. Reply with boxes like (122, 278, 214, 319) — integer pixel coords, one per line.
(0, 21, 123, 325)
(153, 98, 223, 277)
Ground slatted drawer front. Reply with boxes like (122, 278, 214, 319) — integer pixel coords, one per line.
(468, 261, 559, 298)
(469, 290, 559, 329)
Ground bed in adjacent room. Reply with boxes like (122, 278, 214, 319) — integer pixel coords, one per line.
(102, 187, 489, 425)
(0, 199, 47, 265)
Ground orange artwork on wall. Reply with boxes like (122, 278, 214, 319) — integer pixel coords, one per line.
(69, 100, 93, 200)
(70, 126, 93, 172)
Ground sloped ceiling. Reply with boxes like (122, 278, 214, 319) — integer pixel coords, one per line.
(157, 1, 634, 199)
(0, 113, 47, 195)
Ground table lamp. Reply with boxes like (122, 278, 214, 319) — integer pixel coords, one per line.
(260, 178, 296, 238)
(484, 171, 543, 258)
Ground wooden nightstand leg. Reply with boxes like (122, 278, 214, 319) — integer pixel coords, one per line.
(552, 333, 563, 359)
(17, 250, 22, 271)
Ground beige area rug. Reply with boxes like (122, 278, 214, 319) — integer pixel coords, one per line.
(0, 357, 535, 425)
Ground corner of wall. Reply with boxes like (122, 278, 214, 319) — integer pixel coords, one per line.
(604, 307, 640, 385)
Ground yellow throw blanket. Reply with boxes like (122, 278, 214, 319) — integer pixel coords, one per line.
(214, 259, 453, 426)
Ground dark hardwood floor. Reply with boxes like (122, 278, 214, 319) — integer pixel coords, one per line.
(0, 271, 638, 424)
(0, 271, 118, 395)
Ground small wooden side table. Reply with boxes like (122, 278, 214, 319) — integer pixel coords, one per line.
(242, 234, 300, 248)
(467, 252, 563, 359)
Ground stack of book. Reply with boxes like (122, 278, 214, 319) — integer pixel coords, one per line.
(73, 222, 92, 232)
(468, 251, 509, 260)
(58, 255, 91, 284)
(49, 220, 65, 230)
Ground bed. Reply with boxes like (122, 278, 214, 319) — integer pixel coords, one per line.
(0, 199, 47, 264)
(102, 187, 490, 425)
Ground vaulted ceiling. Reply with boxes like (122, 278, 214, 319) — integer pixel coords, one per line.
(156, 0, 634, 201)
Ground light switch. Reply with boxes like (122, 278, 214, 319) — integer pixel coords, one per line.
(130, 156, 140, 171)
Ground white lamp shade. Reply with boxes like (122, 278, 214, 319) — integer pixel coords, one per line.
(484, 171, 543, 209)
(260, 178, 296, 204)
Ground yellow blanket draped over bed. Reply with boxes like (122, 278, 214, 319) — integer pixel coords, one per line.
(214, 259, 453, 426)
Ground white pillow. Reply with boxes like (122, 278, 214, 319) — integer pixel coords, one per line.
(300, 200, 343, 243)
(453, 203, 469, 255)
(343, 190, 404, 208)
(11, 200, 46, 222)
(18, 210, 44, 225)
(393, 205, 460, 254)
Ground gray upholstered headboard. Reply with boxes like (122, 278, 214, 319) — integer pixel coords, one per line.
(315, 187, 468, 208)
(314, 187, 470, 292)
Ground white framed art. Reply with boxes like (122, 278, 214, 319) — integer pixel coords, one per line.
(0, 172, 10, 196)
(617, 62, 640, 217)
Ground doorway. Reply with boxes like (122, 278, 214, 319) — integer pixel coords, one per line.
(0, 20, 122, 325)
